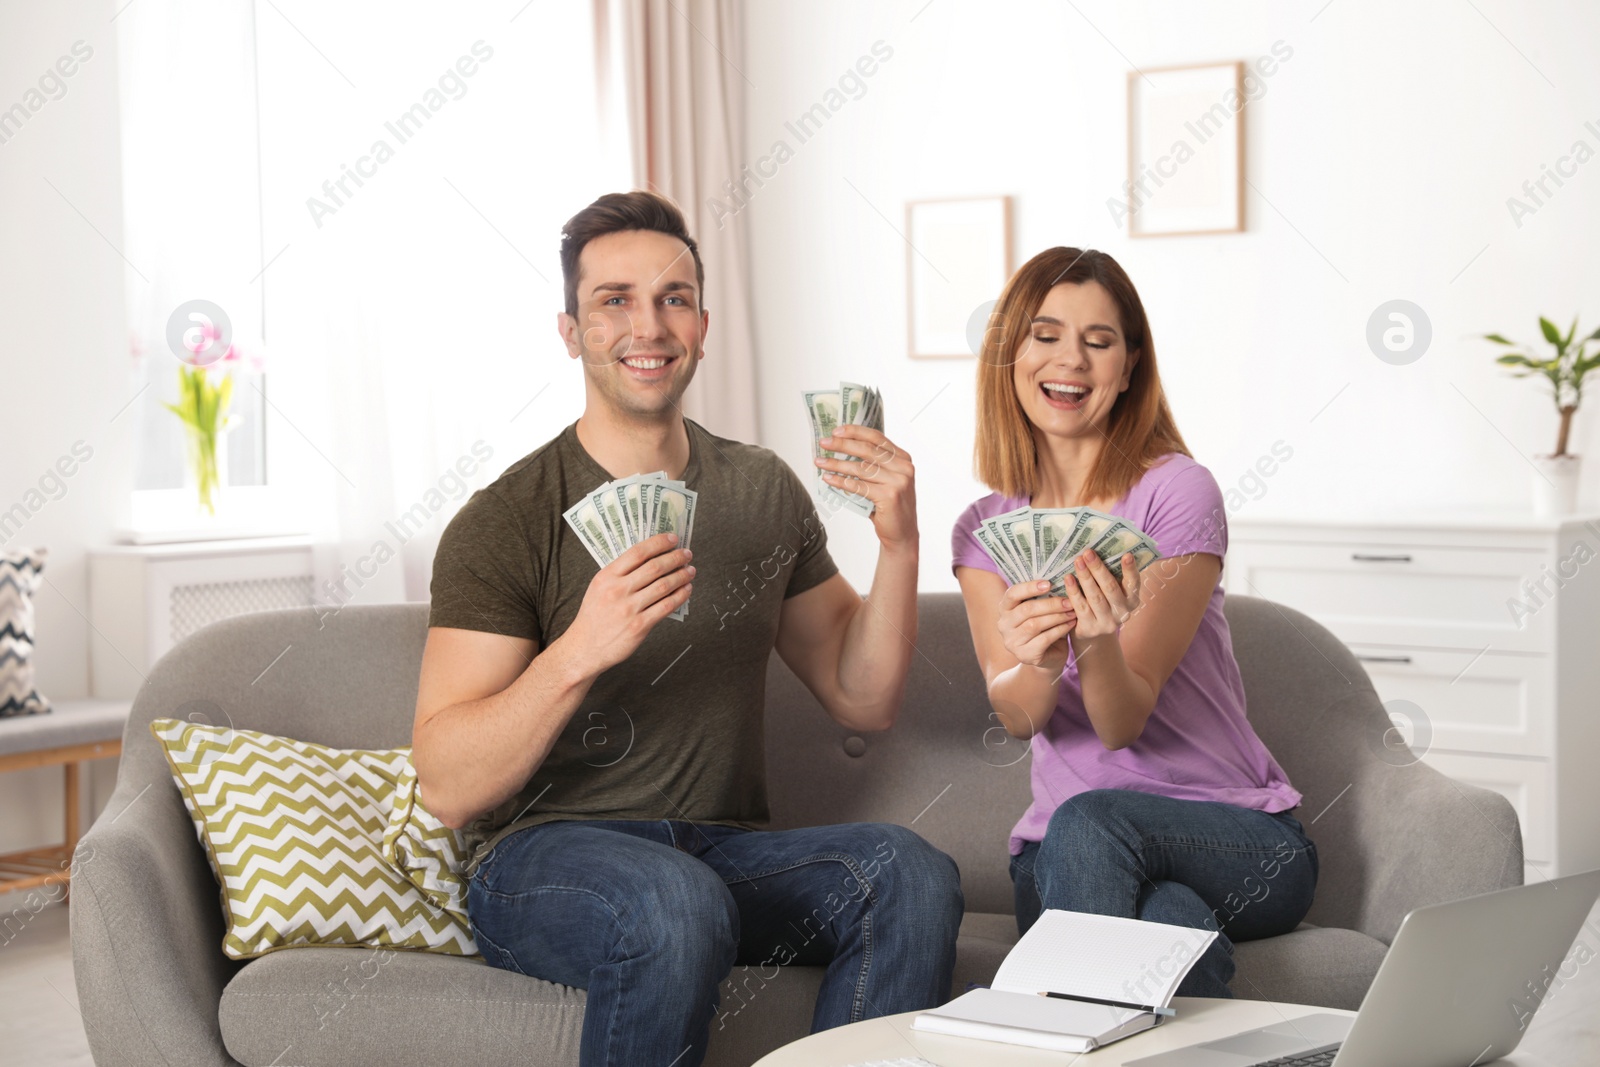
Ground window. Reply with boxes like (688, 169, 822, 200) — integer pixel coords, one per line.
(119, 2, 623, 537)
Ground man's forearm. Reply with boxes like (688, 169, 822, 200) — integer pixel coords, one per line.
(1073, 633, 1156, 749)
(415, 635, 596, 828)
(833, 542, 919, 729)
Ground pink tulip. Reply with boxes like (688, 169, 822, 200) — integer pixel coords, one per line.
(184, 321, 222, 356)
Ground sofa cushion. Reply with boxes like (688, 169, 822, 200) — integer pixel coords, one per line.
(150, 717, 477, 958)
(950, 910, 1018, 994)
(1231, 923, 1389, 1011)
(0, 545, 50, 717)
(217, 912, 1022, 1067)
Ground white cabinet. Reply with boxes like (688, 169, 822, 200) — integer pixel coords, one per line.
(88, 537, 316, 699)
(1227, 512, 1600, 884)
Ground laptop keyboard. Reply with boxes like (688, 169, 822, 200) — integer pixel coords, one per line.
(1248, 1043, 1342, 1067)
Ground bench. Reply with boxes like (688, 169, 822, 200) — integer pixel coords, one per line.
(0, 699, 131, 893)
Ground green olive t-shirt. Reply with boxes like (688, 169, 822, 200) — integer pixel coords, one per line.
(427, 418, 838, 873)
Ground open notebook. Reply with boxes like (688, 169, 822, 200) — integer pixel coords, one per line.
(912, 909, 1218, 1053)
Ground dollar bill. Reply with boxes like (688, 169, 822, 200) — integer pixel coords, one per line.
(1031, 508, 1090, 576)
(972, 525, 1025, 586)
(840, 381, 867, 427)
(804, 382, 884, 518)
(969, 505, 1162, 599)
(1085, 520, 1159, 581)
(804, 390, 843, 463)
(1039, 509, 1117, 579)
(613, 472, 665, 545)
(562, 473, 696, 622)
(979, 513, 1030, 582)
(563, 497, 618, 566)
(996, 508, 1042, 580)
(648, 485, 697, 621)
(592, 487, 631, 556)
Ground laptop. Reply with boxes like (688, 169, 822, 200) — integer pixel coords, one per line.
(1127, 867, 1600, 1067)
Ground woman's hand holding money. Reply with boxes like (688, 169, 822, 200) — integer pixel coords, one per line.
(996, 580, 1077, 674)
(1061, 548, 1141, 643)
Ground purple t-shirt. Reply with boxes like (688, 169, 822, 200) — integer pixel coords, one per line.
(951, 454, 1302, 856)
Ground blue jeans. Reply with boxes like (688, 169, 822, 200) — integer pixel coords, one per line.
(467, 819, 964, 1067)
(1009, 789, 1318, 1000)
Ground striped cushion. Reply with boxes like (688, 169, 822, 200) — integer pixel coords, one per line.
(150, 718, 477, 959)
(382, 757, 473, 918)
(1, 546, 50, 718)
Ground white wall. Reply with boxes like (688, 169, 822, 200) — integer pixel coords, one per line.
(0, 0, 131, 854)
(741, 0, 1600, 593)
(3, 0, 1599, 854)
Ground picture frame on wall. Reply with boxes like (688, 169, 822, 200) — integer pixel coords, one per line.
(1126, 61, 1245, 237)
(905, 196, 1013, 359)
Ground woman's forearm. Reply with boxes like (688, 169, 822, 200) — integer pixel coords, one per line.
(988, 659, 1063, 738)
(1072, 632, 1156, 749)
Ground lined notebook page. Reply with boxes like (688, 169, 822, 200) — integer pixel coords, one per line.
(991, 910, 1217, 1007)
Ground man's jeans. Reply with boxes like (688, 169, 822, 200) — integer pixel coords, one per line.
(467, 819, 964, 1067)
(1009, 789, 1319, 1000)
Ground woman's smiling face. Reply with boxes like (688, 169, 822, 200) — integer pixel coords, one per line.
(1011, 280, 1134, 440)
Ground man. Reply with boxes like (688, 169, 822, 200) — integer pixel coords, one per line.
(413, 190, 963, 1067)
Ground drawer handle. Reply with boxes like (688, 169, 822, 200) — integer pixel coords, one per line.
(1355, 654, 1413, 664)
(1351, 553, 1413, 563)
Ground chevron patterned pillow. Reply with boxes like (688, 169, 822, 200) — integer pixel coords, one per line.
(150, 718, 478, 959)
(1, 546, 51, 718)
(382, 758, 474, 920)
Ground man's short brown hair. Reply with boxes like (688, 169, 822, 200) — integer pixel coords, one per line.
(560, 191, 704, 316)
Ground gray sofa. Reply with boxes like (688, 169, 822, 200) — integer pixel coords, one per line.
(70, 593, 1523, 1066)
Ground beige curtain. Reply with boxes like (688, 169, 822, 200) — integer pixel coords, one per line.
(595, 0, 760, 442)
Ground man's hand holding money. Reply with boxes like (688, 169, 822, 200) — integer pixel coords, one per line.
(563, 532, 694, 676)
(813, 424, 918, 553)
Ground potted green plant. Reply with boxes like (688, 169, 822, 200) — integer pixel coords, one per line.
(1484, 316, 1599, 515)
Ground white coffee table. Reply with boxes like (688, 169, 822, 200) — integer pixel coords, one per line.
(752, 996, 1557, 1065)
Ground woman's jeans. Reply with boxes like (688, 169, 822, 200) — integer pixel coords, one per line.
(467, 819, 964, 1067)
(1009, 789, 1319, 999)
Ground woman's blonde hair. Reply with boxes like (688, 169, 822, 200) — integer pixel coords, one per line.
(974, 246, 1189, 503)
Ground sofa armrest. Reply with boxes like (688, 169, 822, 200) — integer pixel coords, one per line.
(1308, 691, 1525, 945)
(70, 769, 243, 1066)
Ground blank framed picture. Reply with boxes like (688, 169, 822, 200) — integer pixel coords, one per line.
(905, 196, 1013, 359)
(1126, 62, 1245, 237)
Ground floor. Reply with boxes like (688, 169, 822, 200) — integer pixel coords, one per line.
(2, 897, 1598, 1065)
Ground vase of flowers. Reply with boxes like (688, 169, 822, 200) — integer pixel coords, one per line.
(1484, 316, 1599, 516)
(163, 320, 260, 517)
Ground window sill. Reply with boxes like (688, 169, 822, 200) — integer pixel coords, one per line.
(122, 487, 309, 545)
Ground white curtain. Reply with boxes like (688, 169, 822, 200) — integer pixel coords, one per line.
(250, 3, 632, 606)
(596, 0, 760, 442)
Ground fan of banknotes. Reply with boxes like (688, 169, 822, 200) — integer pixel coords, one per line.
(803, 381, 884, 517)
(971, 506, 1161, 597)
(563, 473, 698, 621)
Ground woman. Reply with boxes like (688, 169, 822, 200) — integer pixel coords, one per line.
(951, 247, 1316, 998)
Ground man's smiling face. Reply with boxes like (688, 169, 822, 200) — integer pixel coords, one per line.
(561, 228, 707, 420)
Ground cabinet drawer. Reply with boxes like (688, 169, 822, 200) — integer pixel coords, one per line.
(1353, 646, 1552, 758)
(1226, 541, 1550, 653)
(1417, 752, 1552, 864)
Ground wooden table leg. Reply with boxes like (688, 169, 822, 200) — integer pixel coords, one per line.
(64, 761, 81, 855)
(0, 742, 120, 897)
(62, 761, 81, 901)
